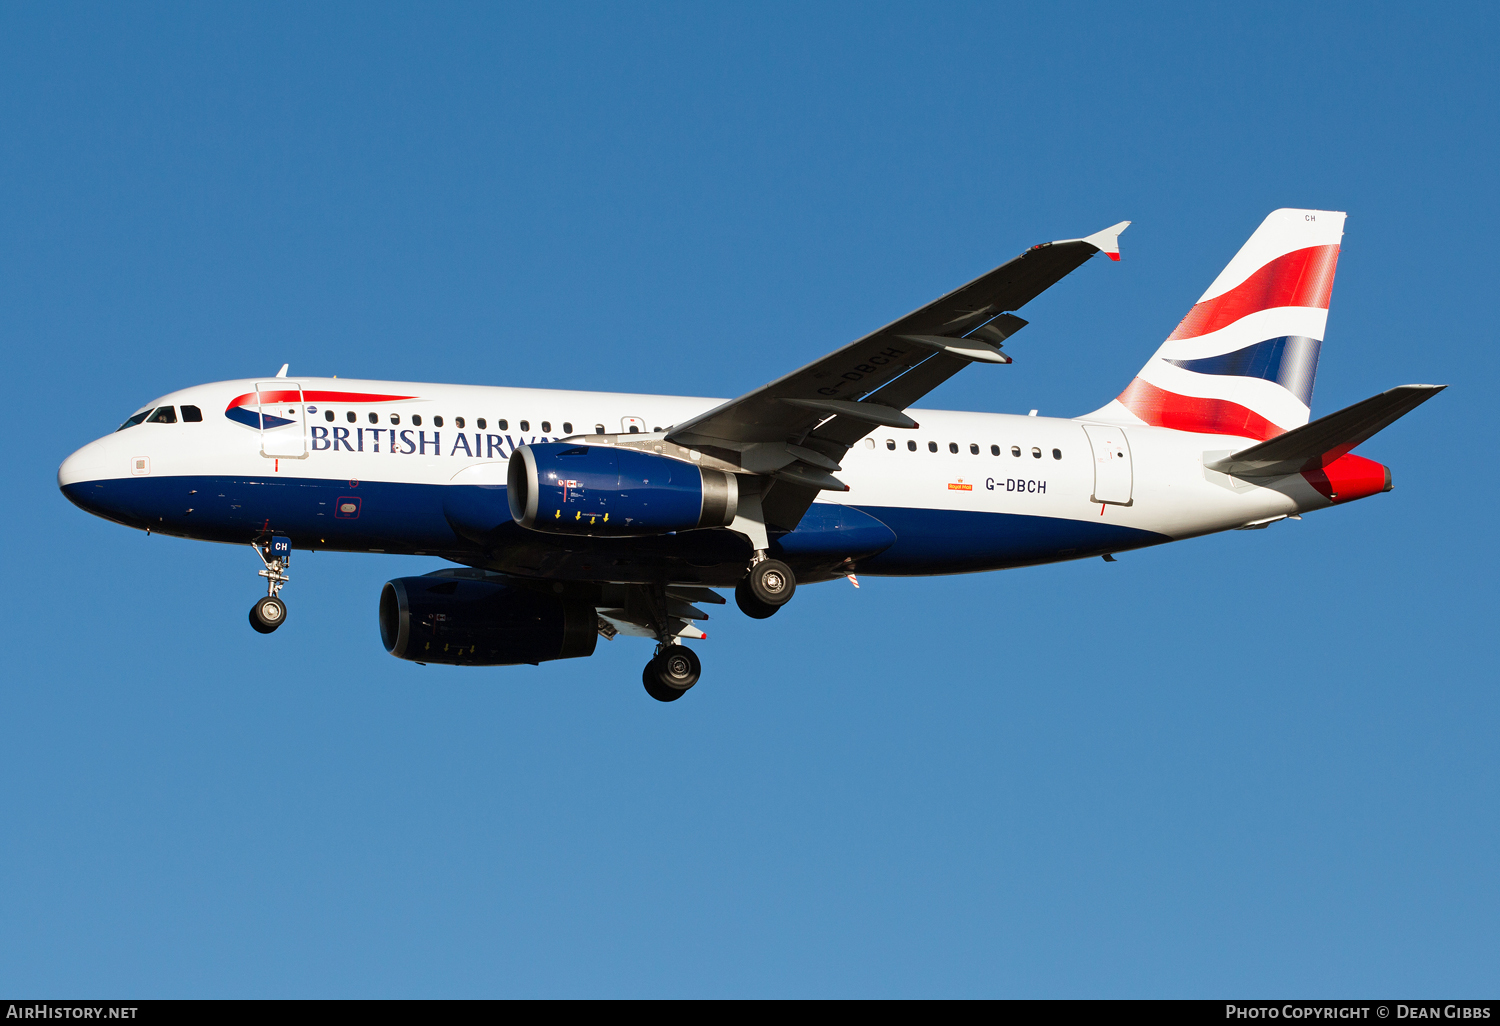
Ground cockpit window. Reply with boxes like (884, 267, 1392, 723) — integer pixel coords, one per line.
(116, 409, 152, 431)
(147, 406, 178, 424)
(181, 405, 202, 422)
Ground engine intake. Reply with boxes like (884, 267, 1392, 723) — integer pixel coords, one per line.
(508, 442, 738, 537)
(379, 573, 598, 666)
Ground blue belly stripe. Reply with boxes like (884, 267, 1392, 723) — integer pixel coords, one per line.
(61, 475, 1169, 578)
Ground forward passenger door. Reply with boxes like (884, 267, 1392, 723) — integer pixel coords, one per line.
(256, 381, 308, 459)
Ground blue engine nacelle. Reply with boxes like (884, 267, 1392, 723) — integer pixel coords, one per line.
(380, 572, 598, 666)
(508, 442, 739, 537)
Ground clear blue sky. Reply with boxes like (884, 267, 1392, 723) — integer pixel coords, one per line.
(2, 2, 1496, 998)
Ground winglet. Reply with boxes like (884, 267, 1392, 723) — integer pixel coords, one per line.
(275, 364, 290, 378)
(1076, 220, 1130, 261)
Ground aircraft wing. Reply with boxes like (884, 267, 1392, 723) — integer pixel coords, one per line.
(666, 221, 1129, 529)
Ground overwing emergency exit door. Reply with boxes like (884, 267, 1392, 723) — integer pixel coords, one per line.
(255, 381, 308, 458)
(1083, 423, 1133, 505)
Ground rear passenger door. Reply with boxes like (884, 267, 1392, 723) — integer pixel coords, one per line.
(1083, 424, 1133, 506)
(256, 382, 308, 458)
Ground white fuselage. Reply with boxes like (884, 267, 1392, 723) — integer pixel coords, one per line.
(59, 376, 1332, 584)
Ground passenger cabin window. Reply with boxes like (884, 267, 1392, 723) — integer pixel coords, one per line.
(148, 407, 177, 424)
(498, 419, 508, 430)
(864, 438, 875, 449)
(368, 412, 378, 424)
(563, 422, 572, 434)
(390, 414, 400, 425)
(477, 418, 486, 429)
(455, 417, 465, 429)
(948, 442, 958, 453)
(181, 405, 202, 422)
(413, 415, 423, 426)
(907, 440, 917, 451)
(520, 420, 530, 431)
(1052, 448, 1062, 460)
(928, 441, 938, 452)
(627, 424, 639, 433)
(324, 409, 335, 422)
(969, 443, 979, 454)
(346, 410, 356, 423)
(433, 415, 444, 428)
(595, 424, 605, 434)
(1011, 445, 1021, 457)
(990, 445, 1000, 456)
(541, 421, 551, 433)
(1032, 447, 1042, 458)
(886, 439, 896, 450)
(117, 410, 151, 431)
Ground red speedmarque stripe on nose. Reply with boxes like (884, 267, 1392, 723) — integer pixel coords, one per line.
(226, 390, 418, 409)
(1115, 378, 1287, 440)
(1166, 244, 1340, 342)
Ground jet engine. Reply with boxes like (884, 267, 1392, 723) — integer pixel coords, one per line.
(379, 572, 598, 666)
(507, 442, 739, 537)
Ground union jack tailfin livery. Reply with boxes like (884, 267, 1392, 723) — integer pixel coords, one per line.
(1088, 208, 1344, 440)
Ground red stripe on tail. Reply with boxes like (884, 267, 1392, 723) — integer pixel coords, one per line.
(1166, 244, 1340, 341)
(1116, 378, 1287, 440)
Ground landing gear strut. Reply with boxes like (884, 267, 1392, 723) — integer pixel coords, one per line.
(249, 536, 291, 634)
(735, 555, 796, 619)
(642, 643, 701, 702)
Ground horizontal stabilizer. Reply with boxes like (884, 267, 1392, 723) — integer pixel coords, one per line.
(1206, 384, 1445, 477)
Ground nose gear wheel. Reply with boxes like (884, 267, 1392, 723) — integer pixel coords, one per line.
(250, 595, 287, 634)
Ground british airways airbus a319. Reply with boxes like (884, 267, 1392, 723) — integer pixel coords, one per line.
(58, 209, 1443, 701)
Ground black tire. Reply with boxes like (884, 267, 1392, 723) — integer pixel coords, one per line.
(642, 665, 684, 702)
(643, 645, 700, 701)
(735, 578, 780, 619)
(249, 595, 287, 634)
(747, 558, 796, 607)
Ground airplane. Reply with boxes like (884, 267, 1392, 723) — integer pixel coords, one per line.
(58, 208, 1443, 702)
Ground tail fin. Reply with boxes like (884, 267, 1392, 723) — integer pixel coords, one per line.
(1085, 208, 1345, 440)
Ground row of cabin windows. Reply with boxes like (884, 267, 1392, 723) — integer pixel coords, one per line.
(113, 405, 1061, 464)
(871, 437, 1062, 460)
(117, 405, 202, 430)
(317, 409, 600, 435)
(317, 410, 662, 435)
(121, 403, 654, 437)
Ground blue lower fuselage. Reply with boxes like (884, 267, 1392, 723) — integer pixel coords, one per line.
(61, 474, 1166, 585)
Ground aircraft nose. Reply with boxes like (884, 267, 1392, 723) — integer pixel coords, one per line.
(58, 436, 119, 498)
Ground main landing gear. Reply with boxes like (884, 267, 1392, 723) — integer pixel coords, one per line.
(249, 536, 292, 634)
(734, 555, 796, 619)
(642, 643, 702, 703)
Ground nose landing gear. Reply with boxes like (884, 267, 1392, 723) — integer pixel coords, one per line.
(735, 555, 796, 619)
(249, 536, 292, 634)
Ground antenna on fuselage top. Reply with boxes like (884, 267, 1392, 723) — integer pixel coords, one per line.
(275, 364, 289, 378)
